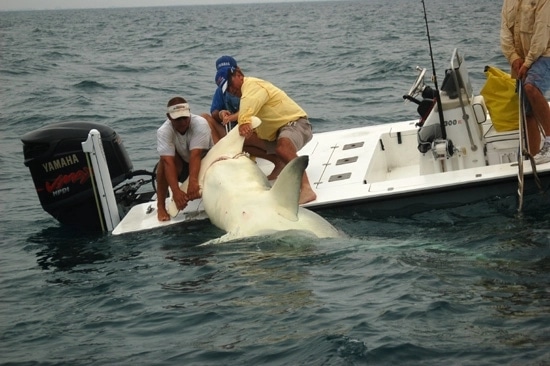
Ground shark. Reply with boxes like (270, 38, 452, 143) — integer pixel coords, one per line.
(168, 116, 341, 243)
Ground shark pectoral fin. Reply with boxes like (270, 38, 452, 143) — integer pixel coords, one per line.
(200, 231, 240, 245)
(270, 155, 309, 219)
(167, 200, 179, 217)
(276, 206, 299, 222)
(250, 116, 262, 128)
(167, 180, 188, 217)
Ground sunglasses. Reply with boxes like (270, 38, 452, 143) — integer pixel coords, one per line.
(172, 116, 190, 123)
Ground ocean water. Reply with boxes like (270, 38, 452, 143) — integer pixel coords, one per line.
(1, 0, 550, 365)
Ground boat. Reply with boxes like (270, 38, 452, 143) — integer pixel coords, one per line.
(21, 48, 550, 235)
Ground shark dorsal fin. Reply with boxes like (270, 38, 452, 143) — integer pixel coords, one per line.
(270, 156, 308, 222)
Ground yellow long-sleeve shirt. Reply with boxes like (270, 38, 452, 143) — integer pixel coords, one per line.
(500, 0, 550, 69)
(237, 77, 307, 141)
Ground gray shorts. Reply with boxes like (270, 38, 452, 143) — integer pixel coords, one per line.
(265, 117, 312, 153)
(176, 149, 208, 181)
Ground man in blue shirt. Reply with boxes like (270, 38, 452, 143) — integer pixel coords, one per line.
(210, 56, 240, 142)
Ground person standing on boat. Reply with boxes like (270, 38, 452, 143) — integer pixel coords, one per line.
(225, 67, 317, 204)
(156, 97, 213, 221)
(501, 0, 550, 164)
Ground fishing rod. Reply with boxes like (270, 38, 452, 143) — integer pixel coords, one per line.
(421, 0, 447, 139)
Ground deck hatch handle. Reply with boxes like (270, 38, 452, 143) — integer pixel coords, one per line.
(336, 156, 358, 165)
(328, 172, 351, 182)
(343, 142, 364, 150)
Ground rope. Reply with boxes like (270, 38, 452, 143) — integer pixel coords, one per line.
(517, 81, 545, 213)
(517, 80, 526, 213)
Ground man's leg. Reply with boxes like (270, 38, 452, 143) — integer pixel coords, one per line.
(156, 155, 184, 221)
(156, 160, 170, 221)
(276, 137, 317, 204)
(202, 113, 226, 144)
(243, 133, 284, 180)
(524, 83, 550, 154)
(523, 57, 550, 163)
(525, 115, 541, 155)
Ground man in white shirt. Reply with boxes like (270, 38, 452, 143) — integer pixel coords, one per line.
(156, 96, 213, 221)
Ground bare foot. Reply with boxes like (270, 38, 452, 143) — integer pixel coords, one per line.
(157, 206, 170, 221)
(267, 161, 285, 180)
(299, 187, 317, 205)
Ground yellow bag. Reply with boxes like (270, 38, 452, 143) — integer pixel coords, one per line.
(480, 66, 519, 132)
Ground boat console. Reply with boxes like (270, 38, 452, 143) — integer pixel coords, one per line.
(407, 49, 518, 175)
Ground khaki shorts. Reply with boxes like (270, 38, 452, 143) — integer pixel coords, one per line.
(265, 117, 312, 153)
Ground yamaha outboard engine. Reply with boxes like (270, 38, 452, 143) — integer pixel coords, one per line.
(21, 122, 133, 231)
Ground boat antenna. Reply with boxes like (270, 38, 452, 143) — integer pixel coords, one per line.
(421, 0, 447, 139)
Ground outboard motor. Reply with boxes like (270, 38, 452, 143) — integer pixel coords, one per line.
(21, 122, 133, 231)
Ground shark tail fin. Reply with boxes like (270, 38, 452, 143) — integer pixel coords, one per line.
(270, 155, 308, 222)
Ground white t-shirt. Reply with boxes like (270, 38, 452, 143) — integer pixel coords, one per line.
(156, 113, 213, 162)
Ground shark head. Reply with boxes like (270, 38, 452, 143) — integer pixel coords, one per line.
(167, 116, 262, 217)
(196, 116, 263, 189)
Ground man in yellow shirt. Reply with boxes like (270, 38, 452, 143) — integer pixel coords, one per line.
(224, 67, 316, 204)
(501, 0, 550, 164)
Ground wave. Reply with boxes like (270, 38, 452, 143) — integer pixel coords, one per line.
(96, 64, 162, 73)
(42, 51, 79, 60)
(73, 80, 114, 90)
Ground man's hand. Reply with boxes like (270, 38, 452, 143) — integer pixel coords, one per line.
(512, 58, 524, 78)
(518, 64, 530, 80)
(239, 123, 252, 138)
(172, 187, 189, 211)
(186, 179, 201, 201)
(222, 112, 239, 125)
(219, 110, 230, 123)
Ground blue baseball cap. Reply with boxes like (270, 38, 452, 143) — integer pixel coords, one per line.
(215, 56, 237, 71)
(214, 66, 231, 87)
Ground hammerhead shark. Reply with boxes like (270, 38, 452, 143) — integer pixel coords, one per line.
(169, 117, 341, 243)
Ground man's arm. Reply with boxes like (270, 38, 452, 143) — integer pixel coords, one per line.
(210, 88, 226, 123)
(237, 78, 270, 126)
(186, 149, 204, 200)
(160, 155, 188, 210)
(500, 0, 521, 67)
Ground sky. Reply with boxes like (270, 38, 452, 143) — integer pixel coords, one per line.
(0, 0, 327, 12)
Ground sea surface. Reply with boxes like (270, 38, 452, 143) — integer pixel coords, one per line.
(1, 0, 550, 365)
